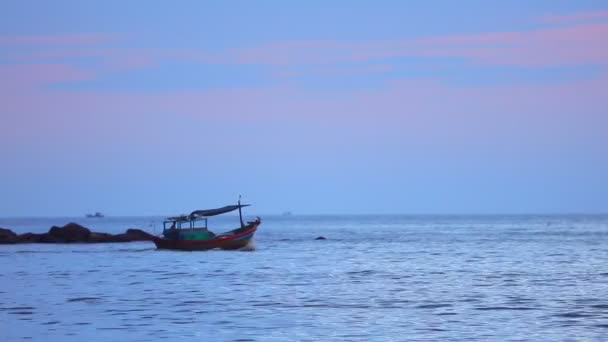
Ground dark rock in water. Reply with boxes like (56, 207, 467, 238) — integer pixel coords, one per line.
(38, 233, 60, 243)
(47, 223, 91, 243)
(0, 228, 18, 244)
(108, 229, 155, 243)
(0, 223, 157, 244)
(88, 232, 116, 243)
(107, 234, 132, 242)
(72, 228, 155, 243)
(124, 228, 156, 241)
(315, 236, 327, 240)
(16, 233, 45, 243)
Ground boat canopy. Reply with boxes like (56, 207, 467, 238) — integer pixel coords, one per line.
(167, 204, 250, 222)
(191, 204, 249, 217)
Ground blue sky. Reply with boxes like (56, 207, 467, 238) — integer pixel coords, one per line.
(0, 1, 607, 216)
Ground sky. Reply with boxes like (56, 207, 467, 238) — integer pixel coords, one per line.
(0, 0, 607, 216)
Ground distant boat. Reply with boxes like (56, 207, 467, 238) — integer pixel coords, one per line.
(282, 211, 293, 216)
(85, 212, 104, 218)
(153, 200, 260, 251)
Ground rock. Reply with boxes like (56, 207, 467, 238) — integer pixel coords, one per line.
(47, 222, 91, 243)
(16, 233, 46, 243)
(123, 228, 156, 241)
(315, 236, 327, 240)
(88, 232, 116, 243)
(0, 228, 18, 244)
(86, 229, 155, 243)
(38, 233, 61, 243)
(0, 223, 156, 244)
(105, 234, 129, 242)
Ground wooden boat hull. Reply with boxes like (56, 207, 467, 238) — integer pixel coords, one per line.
(153, 219, 259, 251)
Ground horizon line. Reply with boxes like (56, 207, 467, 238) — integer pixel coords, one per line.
(1, 212, 608, 219)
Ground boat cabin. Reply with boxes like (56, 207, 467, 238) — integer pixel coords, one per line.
(162, 203, 249, 241)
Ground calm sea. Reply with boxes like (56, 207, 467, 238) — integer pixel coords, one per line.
(1, 214, 608, 341)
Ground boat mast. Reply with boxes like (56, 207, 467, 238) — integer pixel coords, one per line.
(238, 195, 244, 227)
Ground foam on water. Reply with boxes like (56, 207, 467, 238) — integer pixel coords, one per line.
(239, 239, 256, 252)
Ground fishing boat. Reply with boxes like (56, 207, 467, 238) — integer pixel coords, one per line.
(153, 201, 260, 251)
(85, 212, 104, 218)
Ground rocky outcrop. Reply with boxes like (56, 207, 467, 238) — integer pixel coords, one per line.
(0, 224, 156, 244)
(0, 228, 18, 244)
(315, 236, 327, 240)
(16, 232, 45, 243)
(47, 223, 91, 243)
(88, 229, 156, 243)
(88, 232, 117, 243)
(124, 228, 156, 241)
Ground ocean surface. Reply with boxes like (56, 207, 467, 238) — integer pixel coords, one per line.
(1, 214, 608, 341)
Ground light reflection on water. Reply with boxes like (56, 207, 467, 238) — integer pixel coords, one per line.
(1, 215, 608, 341)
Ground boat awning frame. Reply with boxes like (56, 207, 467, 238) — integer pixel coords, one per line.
(166, 204, 250, 222)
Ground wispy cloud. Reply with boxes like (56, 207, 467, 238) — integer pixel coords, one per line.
(0, 63, 95, 90)
(6, 10, 608, 91)
(0, 33, 121, 45)
(541, 9, 608, 23)
(227, 21, 608, 68)
(419, 22, 608, 66)
(2, 9, 607, 133)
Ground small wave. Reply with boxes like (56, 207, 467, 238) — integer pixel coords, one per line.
(416, 303, 453, 309)
(67, 297, 103, 303)
(115, 248, 156, 252)
(590, 304, 608, 309)
(172, 308, 193, 313)
(8, 311, 34, 315)
(181, 300, 210, 305)
(163, 272, 191, 276)
(475, 306, 536, 311)
(105, 308, 146, 312)
(554, 312, 592, 318)
(0, 306, 35, 311)
(250, 302, 282, 307)
(120, 323, 153, 327)
(170, 320, 197, 325)
(346, 270, 376, 276)
(15, 250, 62, 254)
(278, 303, 372, 309)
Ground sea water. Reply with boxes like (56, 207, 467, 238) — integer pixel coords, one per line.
(1, 215, 608, 341)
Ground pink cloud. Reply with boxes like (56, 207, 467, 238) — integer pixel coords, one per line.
(227, 21, 608, 68)
(8, 13, 607, 83)
(415, 22, 608, 66)
(0, 33, 121, 45)
(0, 63, 95, 90)
(541, 10, 608, 23)
(271, 63, 393, 78)
(2, 71, 606, 154)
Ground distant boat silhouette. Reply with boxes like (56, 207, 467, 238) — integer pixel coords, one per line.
(86, 212, 104, 218)
(282, 211, 293, 216)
